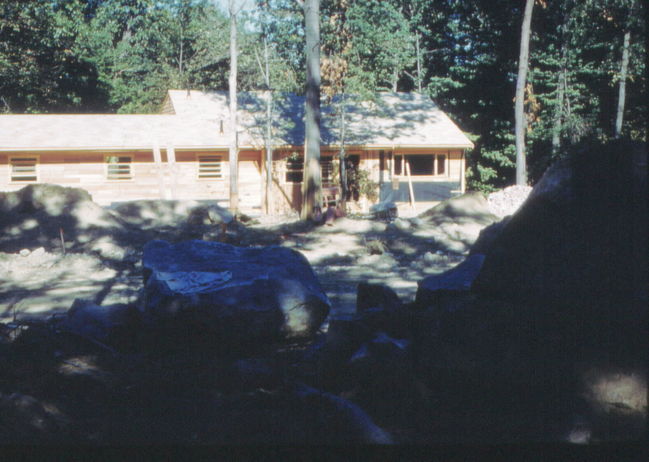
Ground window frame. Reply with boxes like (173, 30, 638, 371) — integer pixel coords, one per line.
(197, 154, 224, 180)
(105, 154, 134, 181)
(393, 153, 448, 178)
(9, 155, 39, 183)
(285, 155, 304, 184)
(320, 156, 334, 187)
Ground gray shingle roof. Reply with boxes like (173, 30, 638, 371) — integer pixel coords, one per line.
(0, 114, 228, 151)
(0, 90, 473, 151)
(168, 90, 474, 149)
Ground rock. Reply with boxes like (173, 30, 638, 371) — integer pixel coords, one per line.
(294, 383, 393, 444)
(370, 201, 398, 219)
(325, 314, 373, 353)
(348, 332, 412, 387)
(356, 306, 412, 339)
(356, 282, 402, 313)
(365, 239, 385, 255)
(190, 204, 234, 226)
(416, 254, 485, 306)
(19, 249, 30, 257)
(409, 217, 424, 227)
(142, 240, 330, 343)
(473, 140, 648, 312)
(31, 247, 46, 258)
(423, 251, 443, 264)
(58, 299, 141, 348)
(469, 216, 511, 255)
(90, 236, 127, 260)
(472, 140, 647, 365)
(351, 332, 411, 363)
(208, 384, 392, 443)
(302, 314, 377, 390)
(0, 392, 68, 443)
(393, 217, 411, 231)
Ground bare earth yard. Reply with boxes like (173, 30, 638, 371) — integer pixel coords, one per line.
(3, 188, 526, 324)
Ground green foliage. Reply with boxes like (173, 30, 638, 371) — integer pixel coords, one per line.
(78, 0, 233, 113)
(0, 0, 103, 112)
(331, 159, 378, 203)
(1, 0, 645, 193)
(355, 168, 379, 203)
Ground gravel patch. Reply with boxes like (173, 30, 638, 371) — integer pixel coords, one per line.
(487, 185, 533, 218)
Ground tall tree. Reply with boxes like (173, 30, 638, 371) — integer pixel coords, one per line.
(300, 0, 322, 220)
(254, 1, 274, 214)
(609, 0, 640, 139)
(228, 0, 247, 215)
(614, 29, 630, 138)
(321, 0, 351, 208)
(514, 0, 535, 185)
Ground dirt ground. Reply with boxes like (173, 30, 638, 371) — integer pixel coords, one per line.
(3, 186, 645, 445)
(1, 202, 492, 324)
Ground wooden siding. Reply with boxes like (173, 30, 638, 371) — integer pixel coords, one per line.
(0, 150, 233, 206)
(0, 147, 466, 213)
(267, 148, 466, 213)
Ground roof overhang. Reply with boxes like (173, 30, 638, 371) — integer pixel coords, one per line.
(0, 145, 232, 152)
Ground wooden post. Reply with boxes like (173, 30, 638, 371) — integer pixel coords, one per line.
(405, 160, 416, 210)
(460, 150, 466, 193)
(167, 144, 177, 200)
(228, 1, 240, 216)
(152, 143, 167, 199)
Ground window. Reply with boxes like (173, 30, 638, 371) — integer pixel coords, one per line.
(106, 155, 132, 180)
(436, 154, 446, 175)
(321, 156, 334, 186)
(284, 155, 338, 184)
(10, 156, 38, 182)
(285, 156, 303, 183)
(198, 155, 223, 179)
(394, 154, 447, 176)
(408, 156, 434, 175)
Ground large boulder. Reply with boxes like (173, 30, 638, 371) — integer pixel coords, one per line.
(142, 240, 330, 343)
(471, 140, 648, 364)
(472, 141, 648, 311)
(356, 282, 402, 313)
(404, 142, 648, 443)
(416, 254, 485, 307)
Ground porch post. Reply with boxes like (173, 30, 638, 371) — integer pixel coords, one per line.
(460, 150, 466, 193)
(167, 144, 177, 200)
(152, 143, 167, 199)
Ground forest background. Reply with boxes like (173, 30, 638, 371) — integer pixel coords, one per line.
(0, 0, 645, 191)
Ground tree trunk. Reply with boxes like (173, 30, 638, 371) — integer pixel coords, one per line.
(228, 1, 239, 215)
(514, 0, 534, 186)
(301, 0, 322, 220)
(338, 93, 347, 210)
(614, 30, 631, 138)
(264, 38, 273, 214)
(551, 67, 565, 157)
(415, 32, 422, 93)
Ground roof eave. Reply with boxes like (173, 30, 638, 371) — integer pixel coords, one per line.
(0, 145, 231, 152)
